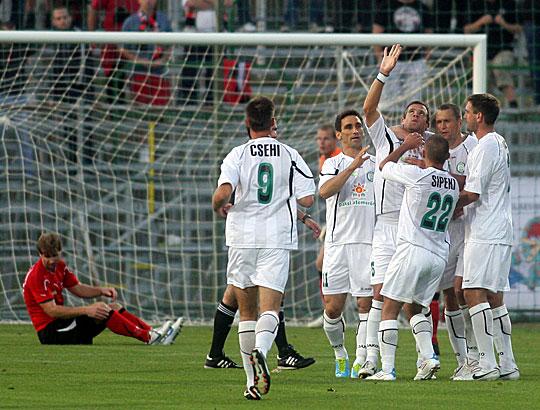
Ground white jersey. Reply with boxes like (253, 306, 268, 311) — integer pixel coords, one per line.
(217, 137, 315, 249)
(381, 162, 459, 260)
(319, 153, 376, 245)
(368, 115, 431, 217)
(464, 132, 512, 245)
(447, 134, 478, 244)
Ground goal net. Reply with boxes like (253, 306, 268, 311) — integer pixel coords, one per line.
(0, 32, 486, 324)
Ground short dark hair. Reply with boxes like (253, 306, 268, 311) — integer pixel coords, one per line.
(335, 109, 362, 132)
(51, 2, 69, 12)
(246, 96, 274, 132)
(425, 134, 450, 164)
(466, 93, 500, 125)
(318, 123, 336, 137)
(437, 103, 461, 120)
(37, 232, 62, 257)
(403, 100, 430, 124)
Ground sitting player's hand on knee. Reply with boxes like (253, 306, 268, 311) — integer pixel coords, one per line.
(87, 302, 112, 320)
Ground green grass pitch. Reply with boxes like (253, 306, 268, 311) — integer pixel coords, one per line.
(1, 324, 538, 409)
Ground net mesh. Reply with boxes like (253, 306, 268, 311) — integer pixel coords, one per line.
(0, 35, 475, 323)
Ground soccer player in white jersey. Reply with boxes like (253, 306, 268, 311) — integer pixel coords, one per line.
(212, 96, 316, 400)
(360, 44, 435, 377)
(435, 103, 480, 379)
(365, 134, 459, 381)
(456, 93, 519, 381)
(318, 109, 375, 379)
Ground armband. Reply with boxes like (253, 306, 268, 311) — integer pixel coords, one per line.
(376, 72, 388, 84)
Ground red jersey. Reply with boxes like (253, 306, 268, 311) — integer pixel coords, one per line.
(318, 147, 342, 171)
(90, 0, 139, 31)
(23, 259, 79, 331)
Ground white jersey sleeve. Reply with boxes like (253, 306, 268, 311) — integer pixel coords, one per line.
(217, 149, 241, 189)
(292, 151, 315, 200)
(464, 132, 512, 245)
(381, 162, 425, 187)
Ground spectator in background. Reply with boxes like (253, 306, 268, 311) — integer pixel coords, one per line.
(431, 0, 454, 33)
(47, 5, 87, 167)
(120, 0, 172, 106)
(522, 0, 540, 106)
(88, 0, 139, 103)
(178, 0, 232, 105)
(280, 0, 328, 33)
(236, 0, 256, 32)
(373, 0, 433, 105)
(0, 0, 12, 25)
(464, 0, 522, 108)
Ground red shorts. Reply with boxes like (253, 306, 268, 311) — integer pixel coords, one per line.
(129, 74, 171, 105)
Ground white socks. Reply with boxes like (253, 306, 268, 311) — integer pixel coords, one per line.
(254, 310, 279, 358)
(355, 312, 369, 364)
(470, 302, 497, 370)
(378, 319, 398, 373)
(366, 299, 383, 365)
(323, 311, 347, 359)
(410, 313, 435, 361)
(460, 304, 479, 363)
(238, 321, 256, 387)
(492, 305, 517, 369)
(445, 309, 467, 366)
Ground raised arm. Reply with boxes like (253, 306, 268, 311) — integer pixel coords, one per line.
(363, 44, 402, 127)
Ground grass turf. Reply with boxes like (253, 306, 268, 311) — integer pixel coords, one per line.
(0, 323, 538, 409)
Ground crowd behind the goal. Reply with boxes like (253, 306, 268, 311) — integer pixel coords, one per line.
(0, 0, 539, 108)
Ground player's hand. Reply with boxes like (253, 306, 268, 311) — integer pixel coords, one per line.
(304, 218, 322, 239)
(404, 157, 426, 168)
(379, 44, 402, 76)
(100, 287, 117, 301)
(217, 203, 233, 219)
(86, 302, 112, 320)
(351, 145, 371, 169)
(403, 132, 423, 150)
(479, 14, 493, 26)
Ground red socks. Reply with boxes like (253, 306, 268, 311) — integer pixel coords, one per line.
(106, 310, 150, 343)
(118, 308, 151, 331)
(430, 300, 440, 344)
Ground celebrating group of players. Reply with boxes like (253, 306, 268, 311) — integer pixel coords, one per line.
(213, 44, 519, 400)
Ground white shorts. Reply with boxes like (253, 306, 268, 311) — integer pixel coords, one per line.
(439, 239, 464, 290)
(370, 219, 398, 285)
(381, 242, 446, 308)
(226, 247, 290, 293)
(322, 243, 373, 297)
(462, 242, 511, 293)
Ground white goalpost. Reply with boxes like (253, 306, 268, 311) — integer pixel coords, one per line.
(0, 31, 486, 324)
